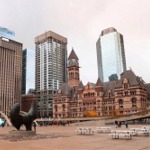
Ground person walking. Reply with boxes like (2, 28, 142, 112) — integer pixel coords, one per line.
(125, 120, 128, 128)
(115, 120, 118, 128)
(118, 121, 122, 128)
(33, 122, 37, 131)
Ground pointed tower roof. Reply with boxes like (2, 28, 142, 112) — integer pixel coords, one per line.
(68, 48, 78, 60)
(96, 78, 103, 86)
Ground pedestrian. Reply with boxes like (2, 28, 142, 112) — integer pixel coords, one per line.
(118, 121, 121, 128)
(33, 122, 36, 131)
(1, 120, 6, 127)
(125, 120, 128, 128)
(115, 120, 118, 128)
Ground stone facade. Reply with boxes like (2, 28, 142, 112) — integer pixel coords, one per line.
(53, 49, 150, 119)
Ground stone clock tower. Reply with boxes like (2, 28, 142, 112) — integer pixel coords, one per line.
(67, 49, 80, 88)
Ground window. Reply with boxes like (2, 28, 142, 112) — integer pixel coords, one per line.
(131, 98, 137, 107)
(124, 83, 128, 89)
(62, 104, 66, 111)
(130, 91, 136, 95)
(55, 105, 58, 112)
(125, 91, 128, 96)
(118, 99, 123, 108)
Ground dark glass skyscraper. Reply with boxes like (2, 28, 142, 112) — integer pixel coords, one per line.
(22, 49, 35, 94)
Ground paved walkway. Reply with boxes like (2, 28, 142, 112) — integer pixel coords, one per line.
(0, 124, 150, 150)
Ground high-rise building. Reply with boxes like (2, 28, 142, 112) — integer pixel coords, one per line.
(35, 31, 67, 117)
(22, 49, 35, 94)
(96, 27, 127, 82)
(0, 26, 15, 39)
(0, 37, 22, 116)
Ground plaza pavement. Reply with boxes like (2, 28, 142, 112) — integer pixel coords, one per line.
(0, 124, 150, 150)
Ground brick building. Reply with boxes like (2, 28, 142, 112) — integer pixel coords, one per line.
(53, 49, 150, 119)
(21, 89, 36, 112)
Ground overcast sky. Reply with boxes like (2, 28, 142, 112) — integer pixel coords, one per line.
(1, 0, 150, 85)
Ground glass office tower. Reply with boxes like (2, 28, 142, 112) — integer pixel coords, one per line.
(22, 49, 35, 94)
(96, 27, 127, 82)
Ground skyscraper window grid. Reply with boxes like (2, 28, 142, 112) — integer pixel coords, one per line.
(35, 31, 67, 117)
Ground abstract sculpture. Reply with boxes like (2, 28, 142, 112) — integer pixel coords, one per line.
(10, 102, 37, 131)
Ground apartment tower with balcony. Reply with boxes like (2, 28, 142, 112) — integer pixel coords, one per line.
(35, 31, 67, 117)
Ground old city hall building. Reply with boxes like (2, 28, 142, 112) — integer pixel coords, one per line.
(53, 49, 150, 119)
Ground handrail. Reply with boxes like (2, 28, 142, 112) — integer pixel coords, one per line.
(0, 111, 12, 126)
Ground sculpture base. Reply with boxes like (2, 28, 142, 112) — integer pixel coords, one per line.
(9, 130, 36, 136)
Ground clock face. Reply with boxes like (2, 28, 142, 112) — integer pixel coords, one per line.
(68, 59, 79, 66)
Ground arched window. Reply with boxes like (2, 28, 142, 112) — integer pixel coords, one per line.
(62, 104, 66, 111)
(108, 90, 111, 98)
(118, 99, 123, 108)
(123, 78, 129, 89)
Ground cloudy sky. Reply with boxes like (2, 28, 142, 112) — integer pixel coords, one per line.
(1, 0, 150, 85)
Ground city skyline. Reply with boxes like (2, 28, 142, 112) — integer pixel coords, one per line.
(1, 0, 150, 84)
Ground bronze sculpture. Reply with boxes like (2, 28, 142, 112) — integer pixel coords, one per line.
(10, 102, 37, 131)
